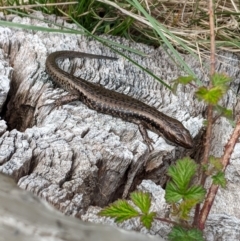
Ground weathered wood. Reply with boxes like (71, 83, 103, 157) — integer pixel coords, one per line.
(0, 12, 203, 212)
(0, 173, 165, 241)
(0, 11, 240, 240)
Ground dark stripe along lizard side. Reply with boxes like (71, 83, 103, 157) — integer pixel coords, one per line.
(45, 51, 193, 149)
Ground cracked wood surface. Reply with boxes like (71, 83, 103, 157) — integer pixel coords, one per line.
(0, 12, 240, 240)
(0, 13, 204, 214)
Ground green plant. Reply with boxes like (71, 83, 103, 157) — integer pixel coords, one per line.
(1, 1, 239, 54)
(99, 1, 240, 240)
(99, 158, 207, 240)
(1, 0, 240, 240)
(99, 191, 156, 230)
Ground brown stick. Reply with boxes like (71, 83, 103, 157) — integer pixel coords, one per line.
(198, 119, 240, 230)
(155, 217, 190, 229)
(193, 0, 216, 226)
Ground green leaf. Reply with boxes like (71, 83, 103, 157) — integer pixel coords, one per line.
(165, 158, 205, 203)
(184, 185, 206, 202)
(165, 182, 184, 203)
(130, 191, 151, 214)
(203, 119, 208, 126)
(202, 163, 208, 172)
(98, 200, 139, 222)
(212, 171, 227, 188)
(212, 73, 231, 87)
(195, 87, 208, 101)
(168, 226, 204, 241)
(174, 76, 195, 85)
(104, 24, 111, 33)
(140, 212, 156, 229)
(195, 86, 225, 105)
(127, 0, 201, 85)
(178, 199, 199, 220)
(172, 76, 195, 94)
(209, 156, 223, 171)
(214, 105, 233, 120)
(167, 158, 197, 191)
(165, 182, 206, 204)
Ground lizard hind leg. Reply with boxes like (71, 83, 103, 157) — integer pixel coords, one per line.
(37, 93, 80, 114)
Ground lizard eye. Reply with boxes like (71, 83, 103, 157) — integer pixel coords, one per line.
(175, 138, 181, 144)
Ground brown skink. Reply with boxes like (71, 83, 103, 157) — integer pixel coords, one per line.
(45, 51, 193, 149)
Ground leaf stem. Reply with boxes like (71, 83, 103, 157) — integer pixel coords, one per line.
(155, 217, 189, 229)
(198, 119, 240, 229)
(193, 0, 216, 227)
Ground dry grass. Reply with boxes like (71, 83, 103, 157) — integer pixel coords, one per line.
(0, 0, 240, 55)
(96, 0, 240, 54)
(0, 0, 239, 59)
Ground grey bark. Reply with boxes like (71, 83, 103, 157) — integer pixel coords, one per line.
(0, 12, 202, 212)
(0, 11, 240, 241)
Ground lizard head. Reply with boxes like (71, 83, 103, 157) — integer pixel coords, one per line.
(162, 120, 193, 149)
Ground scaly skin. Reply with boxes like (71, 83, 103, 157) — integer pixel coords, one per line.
(46, 51, 193, 149)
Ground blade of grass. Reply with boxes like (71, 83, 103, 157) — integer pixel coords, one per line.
(0, 8, 171, 89)
(2, 9, 147, 56)
(0, 20, 83, 34)
(0, 2, 78, 10)
(128, 0, 202, 85)
(68, 13, 172, 89)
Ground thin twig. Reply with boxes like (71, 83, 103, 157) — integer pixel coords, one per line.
(155, 217, 190, 229)
(198, 119, 240, 229)
(193, 0, 216, 227)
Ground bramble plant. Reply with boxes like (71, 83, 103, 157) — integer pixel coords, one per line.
(99, 68, 235, 241)
(98, 149, 227, 240)
(1, 0, 240, 240)
(99, 71, 233, 241)
(99, 158, 207, 240)
(99, 0, 239, 239)
(99, 191, 156, 230)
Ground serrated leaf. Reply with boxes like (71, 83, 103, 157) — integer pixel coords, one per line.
(212, 73, 231, 87)
(209, 156, 223, 171)
(195, 86, 225, 105)
(186, 228, 205, 241)
(214, 105, 233, 120)
(98, 200, 139, 222)
(222, 109, 233, 119)
(140, 212, 156, 229)
(165, 182, 206, 204)
(168, 226, 204, 241)
(195, 86, 208, 101)
(167, 158, 197, 191)
(165, 182, 183, 203)
(184, 185, 206, 201)
(171, 76, 195, 95)
(130, 191, 151, 214)
(212, 171, 227, 188)
(174, 75, 195, 84)
(178, 199, 200, 220)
